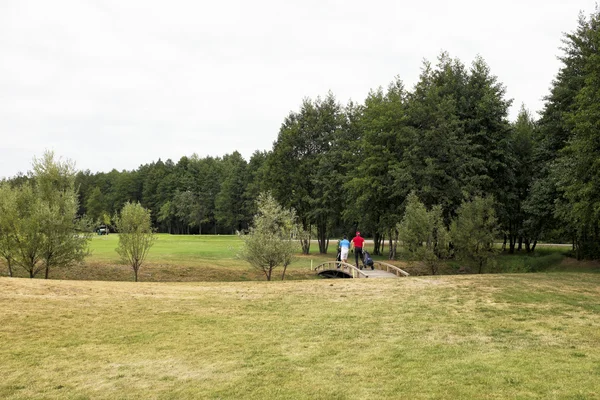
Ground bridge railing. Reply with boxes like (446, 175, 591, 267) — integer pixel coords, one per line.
(372, 261, 410, 277)
(314, 261, 369, 278)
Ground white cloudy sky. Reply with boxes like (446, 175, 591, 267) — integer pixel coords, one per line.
(0, 0, 597, 178)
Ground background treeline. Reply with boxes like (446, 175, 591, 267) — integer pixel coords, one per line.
(6, 9, 600, 259)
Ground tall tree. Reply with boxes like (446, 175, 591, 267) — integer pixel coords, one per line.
(85, 186, 107, 222)
(244, 150, 269, 219)
(195, 156, 224, 234)
(534, 7, 600, 259)
(553, 8, 600, 258)
(506, 106, 538, 252)
(345, 78, 409, 257)
(32, 152, 92, 279)
(267, 92, 343, 254)
(215, 151, 250, 233)
(0, 183, 18, 276)
(394, 58, 467, 223)
(8, 184, 46, 278)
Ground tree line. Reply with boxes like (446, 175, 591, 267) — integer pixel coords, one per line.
(4, 8, 600, 261)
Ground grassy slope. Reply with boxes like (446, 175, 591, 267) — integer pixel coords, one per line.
(1, 273, 599, 399)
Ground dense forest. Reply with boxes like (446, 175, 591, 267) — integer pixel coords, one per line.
(5, 9, 600, 259)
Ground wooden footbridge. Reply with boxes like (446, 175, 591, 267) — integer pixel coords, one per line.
(314, 260, 409, 279)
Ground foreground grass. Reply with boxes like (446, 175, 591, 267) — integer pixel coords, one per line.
(1, 273, 599, 399)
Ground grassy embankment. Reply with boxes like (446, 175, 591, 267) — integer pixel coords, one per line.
(1, 273, 599, 399)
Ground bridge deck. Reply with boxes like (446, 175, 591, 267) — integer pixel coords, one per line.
(314, 261, 409, 279)
(355, 269, 398, 278)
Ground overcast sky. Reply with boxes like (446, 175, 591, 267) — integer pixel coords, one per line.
(1, 0, 597, 179)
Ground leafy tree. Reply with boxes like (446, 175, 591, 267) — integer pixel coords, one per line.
(157, 200, 175, 234)
(398, 192, 449, 274)
(394, 54, 513, 229)
(397, 192, 431, 253)
(8, 184, 46, 278)
(506, 106, 538, 252)
(450, 196, 499, 274)
(31, 152, 92, 279)
(552, 8, 600, 258)
(267, 93, 344, 254)
(194, 156, 224, 234)
(345, 79, 409, 258)
(215, 151, 249, 233)
(244, 150, 269, 218)
(173, 190, 197, 234)
(115, 202, 156, 282)
(238, 193, 300, 281)
(393, 57, 468, 223)
(85, 186, 106, 223)
(462, 56, 513, 199)
(0, 183, 18, 276)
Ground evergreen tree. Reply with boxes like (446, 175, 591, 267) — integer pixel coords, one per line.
(345, 78, 409, 257)
(537, 7, 600, 258)
(215, 151, 250, 233)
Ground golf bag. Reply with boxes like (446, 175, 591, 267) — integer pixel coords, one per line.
(363, 250, 374, 270)
(336, 246, 342, 268)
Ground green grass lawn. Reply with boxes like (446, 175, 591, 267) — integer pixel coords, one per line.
(1, 273, 599, 399)
(7, 234, 335, 282)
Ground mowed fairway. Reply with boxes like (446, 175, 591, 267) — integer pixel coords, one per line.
(1, 273, 599, 399)
(34, 234, 328, 282)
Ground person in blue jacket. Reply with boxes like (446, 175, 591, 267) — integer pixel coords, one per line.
(339, 235, 350, 264)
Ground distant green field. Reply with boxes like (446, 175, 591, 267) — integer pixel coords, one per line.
(29, 234, 334, 282)
(88, 234, 245, 263)
(1, 273, 599, 399)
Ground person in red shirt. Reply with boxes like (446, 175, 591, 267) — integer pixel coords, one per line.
(351, 231, 365, 269)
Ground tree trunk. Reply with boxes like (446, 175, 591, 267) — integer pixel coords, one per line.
(388, 229, 398, 260)
(6, 259, 13, 277)
(301, 222, 311, 254)
(531, 239, 537, 252)
(317, 221, 327, 254)
(509, 235, 515, 254)
(502, 234, 507, 252)
(281, 264, 288, 280)
(517, 237, 523, 251)
(373, 232, 381, 255)
(45, 264, 49, 279)
(301, 238, 311, 254)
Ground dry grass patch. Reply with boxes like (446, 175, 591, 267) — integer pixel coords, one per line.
(2, 273, 600, 399)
